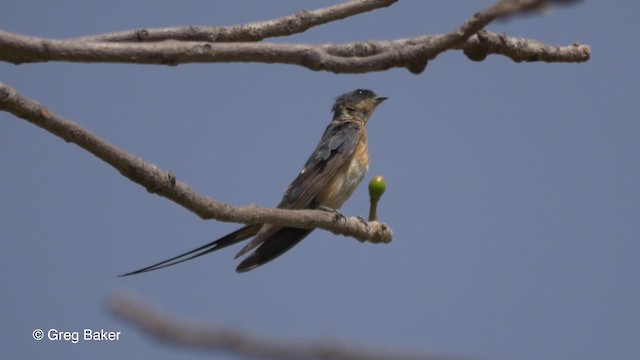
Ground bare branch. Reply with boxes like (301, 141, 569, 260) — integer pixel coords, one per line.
(71, 0, 398, 43)
(459, 30, 589, 62)
(110, 293, 469, 360)
(0, 0, 590, 73)
(0, 81, 392, 244)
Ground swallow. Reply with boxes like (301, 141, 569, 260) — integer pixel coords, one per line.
(120, 89, 386, 275)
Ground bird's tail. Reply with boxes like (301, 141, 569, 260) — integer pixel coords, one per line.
(235, 227, 313, 273)
(119, 224, 261, 276)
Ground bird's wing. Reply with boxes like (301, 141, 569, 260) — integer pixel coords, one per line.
(119, 224, 261, 276)
(232, 120, 363, 270)
(280, 120, 363, 209)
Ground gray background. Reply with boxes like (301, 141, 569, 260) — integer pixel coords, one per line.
(1, 1, 638, 359)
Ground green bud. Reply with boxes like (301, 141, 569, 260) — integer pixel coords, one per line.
(368, 175, 386, 201)
(368, 175, 386, 221)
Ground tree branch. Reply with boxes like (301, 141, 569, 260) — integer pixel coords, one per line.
(70, 0, 398, 43)
(459, 30, 589, 63)
(0, 82, 392, 244)
(110, 293, 468, 360)
(0, 0, 590, 73)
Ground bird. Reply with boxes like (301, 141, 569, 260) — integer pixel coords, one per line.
(120, 89, 386, 275)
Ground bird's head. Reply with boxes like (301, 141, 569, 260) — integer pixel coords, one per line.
(332, 89, 387, 122)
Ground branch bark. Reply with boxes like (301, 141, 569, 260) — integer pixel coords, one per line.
(0, 0, 590, 74)
(71, 0, 398, 43)
(0, 82, 392, 244)
(110, 293, 469, 360)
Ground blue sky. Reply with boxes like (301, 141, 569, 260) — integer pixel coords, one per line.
(1, 1, 638, 359)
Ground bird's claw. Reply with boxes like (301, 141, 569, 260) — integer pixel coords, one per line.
(356, 216, 371, 230)
(317, 204, 346, 222)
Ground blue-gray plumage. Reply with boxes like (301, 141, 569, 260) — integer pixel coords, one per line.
(120, 89, 386, 275)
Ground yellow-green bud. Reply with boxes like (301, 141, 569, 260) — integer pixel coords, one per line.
(368, 175, 386, 201)
(368, 175, 386, 222)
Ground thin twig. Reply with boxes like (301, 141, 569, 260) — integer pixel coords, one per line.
(0, 82, 393, 244)
(70, 0, 397, 43)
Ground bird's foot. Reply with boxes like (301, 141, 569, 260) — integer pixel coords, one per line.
(356, 216, 370, 229)
(316, 204, 346, 222)
(356, 216, 369, 229)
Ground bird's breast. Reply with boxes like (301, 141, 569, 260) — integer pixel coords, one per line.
(316, 138, 369, 209)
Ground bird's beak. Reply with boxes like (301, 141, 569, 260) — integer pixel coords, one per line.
(375, 96, 388, 104)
